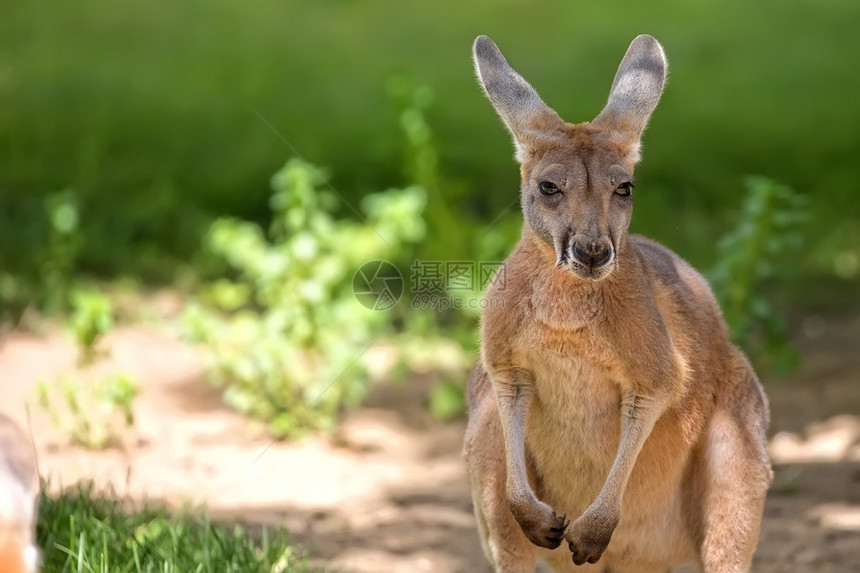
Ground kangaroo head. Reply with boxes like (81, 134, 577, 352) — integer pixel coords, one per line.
(473, 35, 666, 281)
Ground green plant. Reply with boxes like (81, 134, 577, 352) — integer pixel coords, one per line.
(37, 482, 312, 572)
(183, 158, 425, 438)
(709, 176, 807, 376)
(42, 189, 83, 315)
(36, 289, 139, 449)
(37, 372, 138, 450)
(428, 377, 468, 421)
(0, 189, 83, 323)
(388, 77, 470, 262)
(68, 289, 114, 365)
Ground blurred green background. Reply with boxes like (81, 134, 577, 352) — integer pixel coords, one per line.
(2, 0, 858, 319)
(0, 0, 860, 376)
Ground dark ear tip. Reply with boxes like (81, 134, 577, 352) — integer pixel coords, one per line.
(473, 35, 499, 60)
(629, 34, 666, 63)
(631, 34, 659, 46)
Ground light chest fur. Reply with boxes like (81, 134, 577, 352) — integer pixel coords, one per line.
(518, 284, 627, 500)
(512, 306, 695, 566)
(527, 339, 622, 508)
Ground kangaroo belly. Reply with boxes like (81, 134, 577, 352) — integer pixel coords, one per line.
(525, 355, 696, 566)
(525, 355, 622, 513)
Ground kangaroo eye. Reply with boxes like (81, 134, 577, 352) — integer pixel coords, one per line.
(538, 181, 561, 196)
(614, 182, 635, 196)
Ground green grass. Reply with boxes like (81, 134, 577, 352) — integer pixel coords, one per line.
(37, 483, 313, 573)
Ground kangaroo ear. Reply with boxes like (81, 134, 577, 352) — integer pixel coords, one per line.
(473, 35, 562, 162)
(593, 35, 667, 160)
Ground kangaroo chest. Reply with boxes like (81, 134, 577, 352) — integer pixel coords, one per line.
(521, 325, 624, 503)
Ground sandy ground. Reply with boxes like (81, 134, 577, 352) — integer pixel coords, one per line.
(1, 311, 859, 572)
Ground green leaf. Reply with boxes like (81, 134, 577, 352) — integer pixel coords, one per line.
(428, 379, 466, 421)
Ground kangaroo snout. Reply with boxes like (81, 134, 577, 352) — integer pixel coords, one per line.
(571, 236, 612, 269)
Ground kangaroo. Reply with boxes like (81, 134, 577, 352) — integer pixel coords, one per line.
(0, 413, 40, 573)
(464, 35, 772, 573)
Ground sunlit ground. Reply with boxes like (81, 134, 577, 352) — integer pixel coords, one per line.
(2, 306, 858, 572)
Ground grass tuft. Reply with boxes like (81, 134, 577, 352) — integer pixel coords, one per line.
(37, 482, 314, 573)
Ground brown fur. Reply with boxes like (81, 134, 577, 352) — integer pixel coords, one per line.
(0, 413, 40, 572)
(464, 35, 772, 572)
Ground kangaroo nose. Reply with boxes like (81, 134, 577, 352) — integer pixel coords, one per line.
(573, 240, 612, 268)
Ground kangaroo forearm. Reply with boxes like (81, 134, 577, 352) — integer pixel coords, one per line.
(595, 391, 667, 510)
(488, 366, 570, 550)
(491, 369, 535, 500)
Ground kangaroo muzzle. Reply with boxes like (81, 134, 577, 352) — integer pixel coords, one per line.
(571, 237, 613, 269)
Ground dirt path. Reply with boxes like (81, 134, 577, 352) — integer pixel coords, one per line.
(1, 313, 859, 572)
